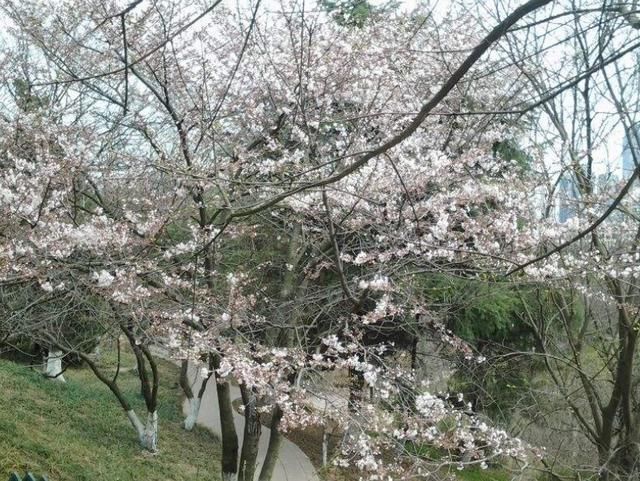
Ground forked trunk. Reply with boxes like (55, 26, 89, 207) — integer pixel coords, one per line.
(79, 349, 158, 453)
(127, 409, 158, 452)
(184, 397, 201, 431)
(180, 359, 198, 431)
(181, 358, 214, 431)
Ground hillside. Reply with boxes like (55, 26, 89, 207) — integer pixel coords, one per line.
(0, 357, 220, 481)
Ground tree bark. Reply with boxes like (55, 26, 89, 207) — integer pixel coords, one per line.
(348, 367, 364, 413)
(213, 354, 239, 481)
(124, 410, 158, 451)
(183, 370, 215, 430)
(258, 405, 283, 481)
(238, 385, 261, 481)
(143, 410, 159, 452)
(80, 350, 158, 452)
(184, 396, 201, 431)
(126, 409, 145, 441)
(322, 428, 328, 467)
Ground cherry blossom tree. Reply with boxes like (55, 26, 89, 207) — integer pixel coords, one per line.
(4, 0, 639, 479)
(452, 3, 640, 480)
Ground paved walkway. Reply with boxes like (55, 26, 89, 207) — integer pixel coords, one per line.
(182, 365, 320, 481)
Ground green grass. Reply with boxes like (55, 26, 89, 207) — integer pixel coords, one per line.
(0, 348, 220, 481)
(454, 466, 512, 481)
(399, 441, 513, 481)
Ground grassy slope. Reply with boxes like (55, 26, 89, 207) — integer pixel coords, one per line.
(0, 351, 220, 481)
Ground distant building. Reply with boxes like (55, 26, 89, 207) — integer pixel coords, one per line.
(556, 175, 580, 223)
(550, 127, 639, 224)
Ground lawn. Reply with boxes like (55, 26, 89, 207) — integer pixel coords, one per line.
(0, 347, 220, 481)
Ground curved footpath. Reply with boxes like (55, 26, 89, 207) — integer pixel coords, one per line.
(182, 365, 320, 481)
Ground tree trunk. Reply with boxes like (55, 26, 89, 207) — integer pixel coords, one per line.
(119, 322, 161, 449)
(184, 396, 201, 431)
(598, 447, 611, 481)
(258, 405, 283, 481)
(238, 385, 261, 481)
(44, 349, 65, 382)
(612, 421, 640, 480)
(348, 367, 364, 412)
(126, 409, 158, 452)
(410, 337, 418, 370)
(127, 409, 145, 441)
(78, 350, 159, 452)
(180, 359, 199, 431)
(213, 354, 239, 481)
(322, 428, 328, 467)
(144, 410, 158, 452)
(183, 356, 215, 431)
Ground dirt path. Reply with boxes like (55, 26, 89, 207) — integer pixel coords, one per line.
(182, 365, 320, 481)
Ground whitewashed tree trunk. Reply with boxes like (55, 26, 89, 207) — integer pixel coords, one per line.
(144, 411, 158, 452)
(322, 428, 328, 467)
(126, 409, 158, 452)
(184, 397, 201, 431)
(44, 350, 65, 382)
(222, 473, 237, 481)
(127, 409, 145, 440)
